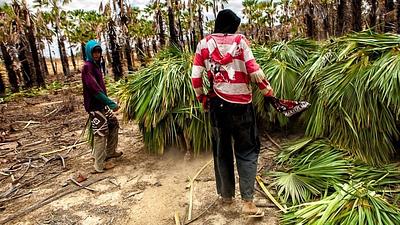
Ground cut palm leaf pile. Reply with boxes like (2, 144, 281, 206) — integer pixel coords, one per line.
(297, 31, 400, 165)
(282, 182, 400, 225)
(271, 138, 400, 205)
(271, 138, 350, 205)
(253, 39, 317, 127)
(116, 48, 211, 154)
(269, 138, 400, 224)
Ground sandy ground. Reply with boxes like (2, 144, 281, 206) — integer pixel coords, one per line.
(0, 78, 284, 225)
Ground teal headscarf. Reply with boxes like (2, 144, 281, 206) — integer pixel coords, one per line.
(85, 40, 102, 62)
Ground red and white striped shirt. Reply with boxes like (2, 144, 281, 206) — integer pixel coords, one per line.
(191, 33, 273, 104)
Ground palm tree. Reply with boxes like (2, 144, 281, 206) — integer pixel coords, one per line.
(188, 0, 196, 51)
(39, 11, 58, 76)
(149, 0, 166, 48)
(128, 7, 155, 66)
(33, 0, 71, 78)
(35, 11, 52, 78)
(368, 0, 378, 29)
(102, 1, 123, 81)
(397, 1, 400, 33)
(10, 1, 34, 88)
(384, 0, 395, 32)
(336, 0, 346, 35)
(0, 43, 19, 92)
(305, 2, 315, 38)
(242, 0, 258, 26)
(209, 0, 228, 19)
(352, 0, 362, 31)
(167, 0, 180, 48)
(0, 3, 20, 92)
(0, 73, 5, 95)
(21, 0, 45, 87)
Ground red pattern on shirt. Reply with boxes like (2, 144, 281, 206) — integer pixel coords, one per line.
(191, 34, 273, 104)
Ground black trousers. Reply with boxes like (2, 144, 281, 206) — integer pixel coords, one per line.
(210, 97, 260, 201)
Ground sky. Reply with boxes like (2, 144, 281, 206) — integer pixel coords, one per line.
(0, 0, 244, 19)
(0, 0, 244, 57)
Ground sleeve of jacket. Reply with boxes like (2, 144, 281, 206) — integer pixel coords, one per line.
(242, 37, 274, 97)
(191, 40, 206, 100)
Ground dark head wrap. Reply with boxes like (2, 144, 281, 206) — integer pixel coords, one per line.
(214, 9, 241, 34)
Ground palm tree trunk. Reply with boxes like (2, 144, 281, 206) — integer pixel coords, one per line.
(18, 40, 33, 88)
(25, 13, 44, 87)
(81, 42, 86, 61)
(198, 7, 204, 40)
(167, 0, 180, 48)
(178, 14, 184, 45)
(146, 40, 152, 59)
(58, 36, 71, 78)
(108, 19, 123, 81)
(322, 3, 331, 39)
(40, 48, 49, 79)
(0, 72, 5, 95)
(186, 33, 191, 51)
(397, 1, 400, 33)
(305, 4, 315, 38)
(369, 0, 378, 29)
(48, 42, 57, 76)
(385, 0, 395, 32)
(125, 38, 134, 71)
(0, 43, 19, 93)
(336, 0, 346, 36)
(188, 0, 196, 52)
(70, 47, 77, 72)
(136, 38, 146, 67)
(103, 34, 112, 65)
(152, 37, 158, 54)
(352, 0, 362, 31)
(212, 0, 217, 18)
(157, 9, 166, 47)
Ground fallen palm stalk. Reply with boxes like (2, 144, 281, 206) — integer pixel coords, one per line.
(69, 178, 97, 192)
(0, 190, 32, 203)
(186, 159, 213, 221)
(174, 212, 181, 225)
(0, 176, 108, 224)
(184, 197, 218, 225)
(39, 142, 86, 156)
(256, 175, 287, 213)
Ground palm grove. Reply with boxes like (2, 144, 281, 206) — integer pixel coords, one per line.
(2, 0, 400, 92)
(1, 0, 400, 224)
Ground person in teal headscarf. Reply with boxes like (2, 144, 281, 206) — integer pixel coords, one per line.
(81, 40, 123, 173)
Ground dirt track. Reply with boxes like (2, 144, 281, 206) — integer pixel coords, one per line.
(0, 81, 282, 225)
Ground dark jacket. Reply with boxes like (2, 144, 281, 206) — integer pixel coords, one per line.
(81, 40, 107, 112)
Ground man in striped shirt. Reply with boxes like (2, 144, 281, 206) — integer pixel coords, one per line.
(191, 9, 273, 217)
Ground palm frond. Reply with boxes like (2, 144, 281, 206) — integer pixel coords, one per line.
(283, 182, 400, 225)
(253, 38, 317, 127)
(270, 139, 349, 205)
(117, 48, 212, 154)
(297, 32, 400, 165)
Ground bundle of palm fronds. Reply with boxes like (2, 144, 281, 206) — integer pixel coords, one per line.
(83, 117, 94, 149)
(297, 31, 400, 165)
(116, 48, 211, 154)
(253, 38, 317, 127)
(269, 138, 400, 224)
(283, 182, 400, 225)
